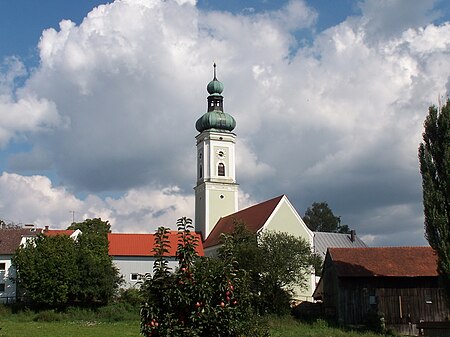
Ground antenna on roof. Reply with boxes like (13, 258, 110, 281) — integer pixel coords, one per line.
(70, 211, 75, 224)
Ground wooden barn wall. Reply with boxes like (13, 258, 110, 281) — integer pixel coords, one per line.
(321, 255, 339, 318)
(335, 277, 449, 334)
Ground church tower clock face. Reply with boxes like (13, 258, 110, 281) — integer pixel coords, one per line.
(194, 64, 238, 239)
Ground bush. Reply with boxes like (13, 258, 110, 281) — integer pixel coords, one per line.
(63, 307, 97, 321)
(0, 304, 11, 316)
(33, 310, 62, 322)
(97, 303, 131, 322)
(117, 288, 143, 307)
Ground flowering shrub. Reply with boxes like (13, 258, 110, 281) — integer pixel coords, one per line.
(140, 217, 268, 337)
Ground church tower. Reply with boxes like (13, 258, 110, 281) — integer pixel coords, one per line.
(194, 64, 238, 239)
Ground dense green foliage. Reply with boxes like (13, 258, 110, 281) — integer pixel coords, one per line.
(419, 100, 450, 307)
(13, 235, 79, 307)
(140, 217, 268, 337)
(13, 218, 121, 308)
(69, 218, 122, 305)
(303, 202, 350, 233)
(220, 222, 314, 314)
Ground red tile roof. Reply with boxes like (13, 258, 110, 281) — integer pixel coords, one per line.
(203, 195, 284, 248)
(0, 228, 42, 254)
(45, 229, 76, 237)
(328, 246, 438, 277)
(108, 232, 204, 257)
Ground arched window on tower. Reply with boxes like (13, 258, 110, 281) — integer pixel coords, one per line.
(218, 163, 225, 176)
(199, 164, 203, 179)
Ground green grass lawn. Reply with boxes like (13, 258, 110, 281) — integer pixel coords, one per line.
(267, 315, 386, 337)
(0, 320, 138, 337)
(0, 305, 386, 337)
(0, 316, 386, 337)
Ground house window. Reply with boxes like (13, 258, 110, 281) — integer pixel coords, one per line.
(0, 263, 5, 271)
(130, 273, 139, 281)
(0, 284, 5, 292)
(218, 163, 225, 176)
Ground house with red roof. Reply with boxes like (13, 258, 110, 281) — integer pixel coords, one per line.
(315, 247, 449, 335)
(0, 226, 82, 303)
(108, 232, 204, 288)
(44, 227, 81, 240)
(0, 227, 42, 303)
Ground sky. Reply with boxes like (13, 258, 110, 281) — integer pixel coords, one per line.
(1, 0, 449, 246)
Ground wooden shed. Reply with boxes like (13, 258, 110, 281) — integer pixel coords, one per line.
(314, 247, 449, 335)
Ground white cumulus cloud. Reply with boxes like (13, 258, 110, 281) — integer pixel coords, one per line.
(0, 0, 449, 245)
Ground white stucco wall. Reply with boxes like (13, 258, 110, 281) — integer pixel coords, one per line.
(0, 255, 17, 303)
(112, 256, 178, 288)
(261, 197, 315, 302)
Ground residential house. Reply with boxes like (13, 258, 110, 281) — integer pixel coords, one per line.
(108, 232, 205, 288)
(0, 227, 42, 303)
(314, 246, 449, 335)
(0, 226, 81, 303)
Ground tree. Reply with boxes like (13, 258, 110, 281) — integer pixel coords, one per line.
(257, 231, 313, 310)
(219, 222, 314, 314)
(13, 234, 79, 307)
(419, 99, 450, 307)
(69, 218, 122, 305)
(13, 218, 122, 307)
(68, 217, 111, 235)
(140, 218, 267, 337)
(303, 202, 350, 233)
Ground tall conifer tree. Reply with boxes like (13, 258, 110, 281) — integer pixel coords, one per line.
(418, 99, 450, 307)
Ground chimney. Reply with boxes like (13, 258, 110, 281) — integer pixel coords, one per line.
(44, 226, 49, 232)
(350, 230, 356, 242)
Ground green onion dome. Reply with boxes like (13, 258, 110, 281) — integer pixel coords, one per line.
(207, 77, 224, 95)
(196, 63, 236, 133)
(196, 111, 236, 133)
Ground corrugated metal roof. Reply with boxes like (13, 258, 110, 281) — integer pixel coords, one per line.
(314, 231, 367, 258)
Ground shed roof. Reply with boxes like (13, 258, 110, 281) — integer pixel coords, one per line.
(314, 232, 367, 258)
(0, 228, 41, 255)
(328, 246, 438, 277)
(203, 195, 284, 248)
(108, 232, 204, 257)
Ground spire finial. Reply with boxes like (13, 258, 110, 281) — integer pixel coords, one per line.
(213, 62, 217, 80)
